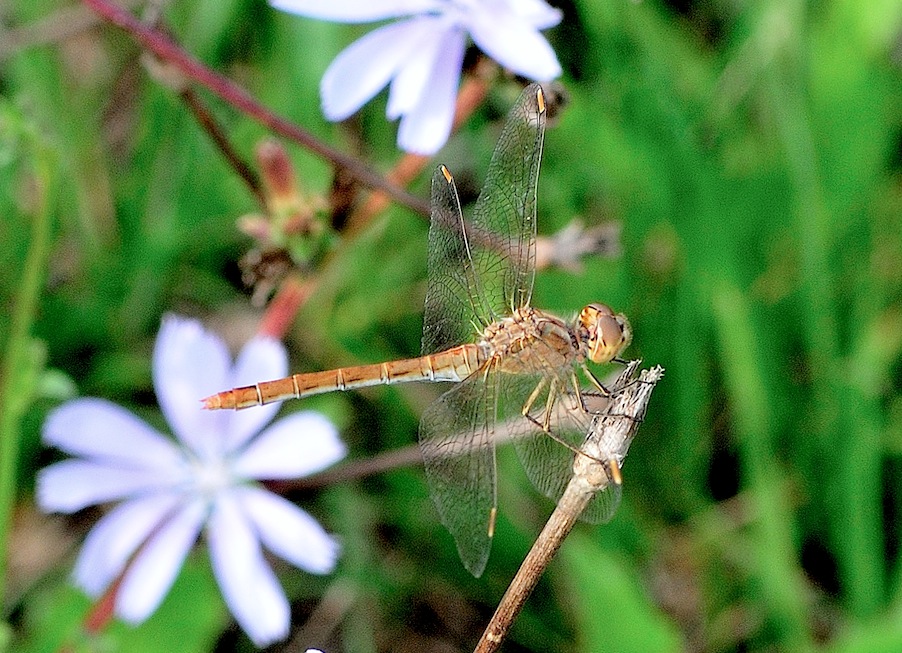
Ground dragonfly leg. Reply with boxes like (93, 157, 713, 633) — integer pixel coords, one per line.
(570, 370, 589, 413)
(582, 366, 612, 397)
(540, 376, 559, 431)
(584, 364, 650, 405)
(521, 377, 548, 418)
(522, 410, 597, 461)
(522, 383, 609, 467)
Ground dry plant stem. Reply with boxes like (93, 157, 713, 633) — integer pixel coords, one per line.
(474, 482, 591, 653)
(347, 75, 491, 234)
(474, 363, 664, 653)
(82, 0, 430, 216)
(272, 443, 424, 493)
(180, 87, 264, 206)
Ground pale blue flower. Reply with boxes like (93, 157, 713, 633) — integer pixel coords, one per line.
(272, 0, 563, 154)
(37, 316, 345, 647)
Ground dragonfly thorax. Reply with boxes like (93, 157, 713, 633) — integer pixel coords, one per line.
(477, 307, 578, 374)
(576, 303, 632, 364)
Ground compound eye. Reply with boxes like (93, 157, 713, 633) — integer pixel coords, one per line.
(588, 313, 631, 364)
(580, 303, 631, 363)
(592, 315, 621, 362)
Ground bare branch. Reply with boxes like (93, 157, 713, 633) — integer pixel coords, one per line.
(474, 361, 664, 653)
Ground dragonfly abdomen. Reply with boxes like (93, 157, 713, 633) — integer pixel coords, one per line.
(202, 344, 482, 410)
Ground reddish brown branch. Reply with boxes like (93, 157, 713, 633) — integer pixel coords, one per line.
(347, 74, 491, 233)
(82, 0, 429, 216)
(257, 274, 315, 340)
(83, 576, 122, 634)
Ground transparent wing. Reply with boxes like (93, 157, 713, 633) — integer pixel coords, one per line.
(419, 369, 497, 578)
(421, 364, 622, 576)
(581, 466, 624, 523)
(420, 361, 536, 577)
(422, 166, 489, 355)
(498, 342, 621, 523)
(421, 84, 547, 355)
(469, 83, 546, 316)
(511, 373, 623, 525)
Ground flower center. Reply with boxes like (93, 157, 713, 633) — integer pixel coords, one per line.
(188, 456, 234, 500)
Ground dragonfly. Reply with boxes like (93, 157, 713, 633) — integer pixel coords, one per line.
(203, 84, 632, 577)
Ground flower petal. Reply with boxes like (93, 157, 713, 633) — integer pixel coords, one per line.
(224, 336, 287, 453)
(232, 412, 345, 480)
(43, 399, 182, 470)
(395, 28, 465, 154)
(115, 498, 207, 624)
(37, 460, 181, 513)
(208, 491, 289, 647)
(507, 0, 563, 29)
(270, 0, 439, 23)
(237, 486, 340, 575)
(385, 18, 455, 119)
(73, 493, 183, 596)
(467, 10, 561, 81)
(320, 18, 434, 120)
(153, 315, 232, 459)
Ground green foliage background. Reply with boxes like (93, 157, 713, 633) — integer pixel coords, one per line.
(2, 0, 901, 651)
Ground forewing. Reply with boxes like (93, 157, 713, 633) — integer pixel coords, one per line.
(470, 84, 546, 315)
(422, 166, 490, 355)
(421, 84, 547, 353)
(419, 369, 498, 577)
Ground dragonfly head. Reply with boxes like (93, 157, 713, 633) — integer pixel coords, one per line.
(578, 303, 632, 364)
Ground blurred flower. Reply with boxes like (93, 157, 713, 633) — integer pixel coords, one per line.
(37, 316, 345, 647)
(272, 0, 563, 154)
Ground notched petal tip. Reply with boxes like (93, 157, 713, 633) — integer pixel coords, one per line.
(237, 487, 341, 575)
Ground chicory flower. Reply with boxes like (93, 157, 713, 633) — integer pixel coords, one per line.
(37, 316, 345, 646)
(272, 0, 563, 153)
